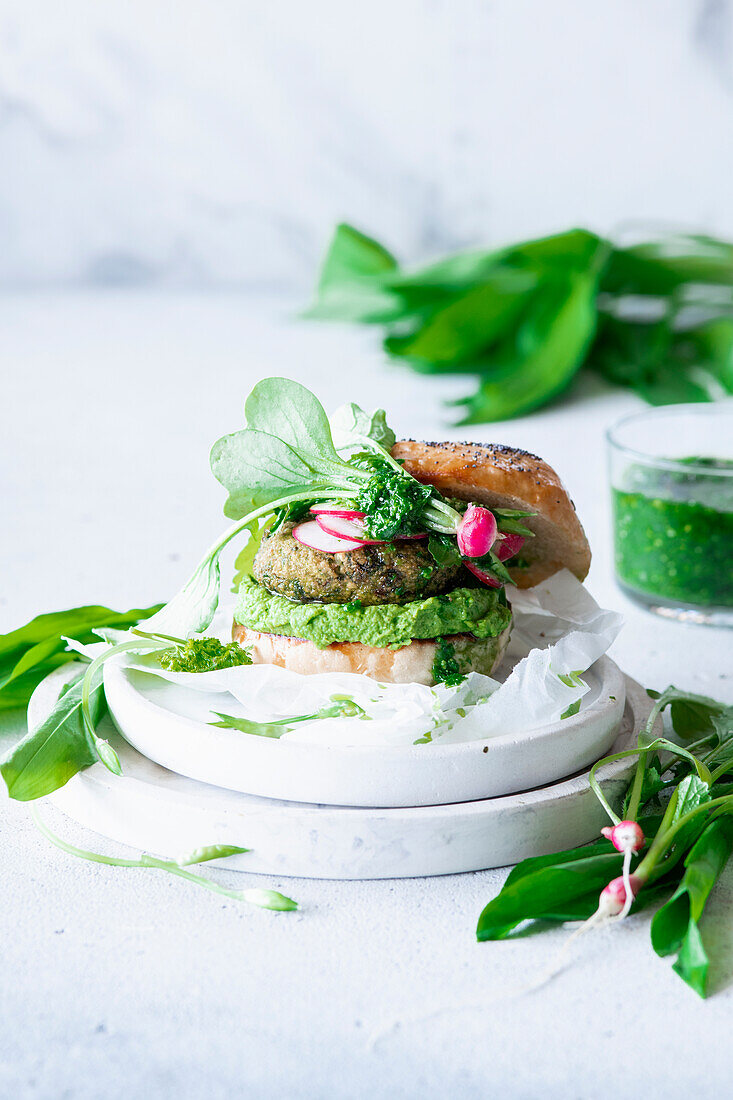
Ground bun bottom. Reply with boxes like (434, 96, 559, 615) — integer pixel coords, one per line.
(232, 622, 511, 685)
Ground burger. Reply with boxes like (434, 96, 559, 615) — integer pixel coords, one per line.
(228, 432, 590, 686)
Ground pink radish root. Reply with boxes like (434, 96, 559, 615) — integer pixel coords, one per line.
(456, 505, 498, 559)
(599, 873, 643, 918)
(601, 820, 645, 853)
(601, 821, 645, 920)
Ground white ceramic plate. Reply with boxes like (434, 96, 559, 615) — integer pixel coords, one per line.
(102, 657, 625, 807)
(31, 667, 653, 879)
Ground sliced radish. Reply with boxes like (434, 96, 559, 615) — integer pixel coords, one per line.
(457, 505, 498, 558)
(315, 514, 386, 545)
(394, 531, 428, 540)
(310, 504, 366, 521)
(494, 533, 526, 562)
(465, 562, 502, 588)
(292, 520, 367, 553)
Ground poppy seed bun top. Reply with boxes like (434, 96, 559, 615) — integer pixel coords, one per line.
(391, 440, 591, 588)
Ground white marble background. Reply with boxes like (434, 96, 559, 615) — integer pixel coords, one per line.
(2, 0, 733, 290)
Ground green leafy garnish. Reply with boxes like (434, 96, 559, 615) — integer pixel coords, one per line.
(427, 534, 463, 569)
(329, 401, 396, 453)
(355, 462, 434, 540)
(307, 223, 733, 422)
(158, 637, 251, 674)
(211, 695, 369, 738)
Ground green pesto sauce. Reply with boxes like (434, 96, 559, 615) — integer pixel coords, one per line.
(431, 637, 466, 686)
(234, 576, 512, 649)
(612, 457, 733, 608)
(158, 637, 251, 673)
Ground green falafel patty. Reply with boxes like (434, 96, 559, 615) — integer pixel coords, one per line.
(253, 522, 463, 605)
(234, 575, 512, 649)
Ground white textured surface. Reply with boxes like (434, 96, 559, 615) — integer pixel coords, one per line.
(2, 1, 733, 287)
(2, 293, 733, 1098)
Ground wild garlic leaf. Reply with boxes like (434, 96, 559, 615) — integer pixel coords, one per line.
(1, 665, 106, 801)
(174, 844, 250, 865)
(669, 775, 712, 853)
(456, 270, 599, 424)
(317, 222, 398, 283)
(0, 603, 162, 712)
(670, 694, 731, 740)
(144, 554, 223, 638)
(476, 854, 623, 941)
(384, 273, 535, 367)
(210, 712, 296, 739)
(650, 818, 733, 998)
(304, 224, 405, 323)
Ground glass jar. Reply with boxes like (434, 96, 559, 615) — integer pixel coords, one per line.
(607, 403, 733, 626)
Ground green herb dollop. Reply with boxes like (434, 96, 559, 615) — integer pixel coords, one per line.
(158, 637, 251, 674)
(431, 637, 467, 687)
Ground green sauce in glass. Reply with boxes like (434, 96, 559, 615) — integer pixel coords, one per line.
(612, 457, 733, 608)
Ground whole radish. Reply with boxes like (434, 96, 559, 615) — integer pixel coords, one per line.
(598, 874, 643, 918)
(456, 505, 498, 559)
(601, 820, 645, 854)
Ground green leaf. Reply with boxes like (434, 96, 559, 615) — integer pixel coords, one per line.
(244, 377, 340, 467)
(0, 603, 162, 712)
(211, 695, 367, 738)
(174, 844, 251, 865)
(304, 224, 405, 322)
(317, 223, 398, 283)
(689, 319, 733, 394)
(672, 775, 711, 823)
(427, 533, 463, 569)
(456, 270, 599, 423)
(231, 517, 270, 592)
(1, 665, 106, 801)
(476, 854, 623, 940)
(625, 235, 733, 287)
(210, 711, 296, 739)
(670, 694, 730, 740)
(211, 379, 356, 520)
(210, 429, 334, 519)
(384, 273, 535, 367)
(650, 818, 733, 997)
(624, 754, 665, 815)
(329, 402, 396, 453)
